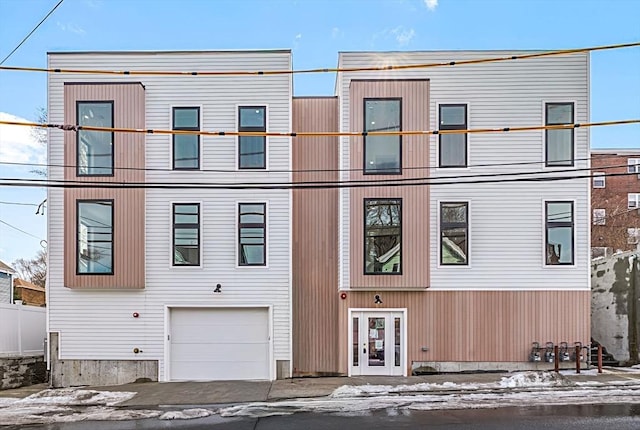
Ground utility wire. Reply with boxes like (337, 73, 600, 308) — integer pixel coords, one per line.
(1, 41, 638, 75)
(0, 219, 42, 240)
(0, 200, 40, 207)
(0, 0, 64, 65)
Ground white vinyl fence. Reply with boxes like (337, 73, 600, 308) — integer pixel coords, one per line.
(0, 301, 46, 356)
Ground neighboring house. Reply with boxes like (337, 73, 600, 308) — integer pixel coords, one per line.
(48, 50, 292, 386)
(591, 149, 640, 258)
(0, 260, 16, 304)
(293, 50, 590, 376)
(13, 278, 46, 307)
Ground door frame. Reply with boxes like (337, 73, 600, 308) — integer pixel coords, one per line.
(347, 308, 408, 377)
(163, 304, 274, 382)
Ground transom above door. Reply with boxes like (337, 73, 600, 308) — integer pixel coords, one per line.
(349, 309, 406, 376)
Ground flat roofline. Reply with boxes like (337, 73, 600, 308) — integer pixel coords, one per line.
(48, 49, 291, 55)
(337, 49, 575, 54)
(293, 96, 338, 99)
(592, 148, 640, 155)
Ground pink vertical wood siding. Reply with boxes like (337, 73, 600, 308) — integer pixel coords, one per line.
(338, 290, 591, 374)
(349, 80, 430, 289)
(63, 83, 145, 289)
(292, 97, 341, 375)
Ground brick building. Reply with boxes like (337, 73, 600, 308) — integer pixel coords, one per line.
(591, 149, 640, 257)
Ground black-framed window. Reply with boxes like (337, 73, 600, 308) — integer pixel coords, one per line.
(238, 106, 266, 169)
(239, 203, 266, 266)
(364, 199, 401, 274)
(439, 104, 467, 167)
(173, 203, 200, 266)
(440, 202, 468, 265)
(545, 102, 574, 167)
(77, 200, 113, 274)
(173, 107, 200, 170)
(545, 201, 574, 265)
(77, 101, 114, 176)
(364, 99, 401, 174)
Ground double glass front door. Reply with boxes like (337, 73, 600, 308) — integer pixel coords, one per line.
(350, 310, 405, 376)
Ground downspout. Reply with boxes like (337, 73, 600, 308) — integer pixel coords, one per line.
(630, 253, 639, 364)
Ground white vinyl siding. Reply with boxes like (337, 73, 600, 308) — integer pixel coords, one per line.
(338, 51, 589, 290)
(47, 51, 291, 380)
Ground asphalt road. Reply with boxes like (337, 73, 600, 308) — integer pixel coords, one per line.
(18, 403, 640, 430)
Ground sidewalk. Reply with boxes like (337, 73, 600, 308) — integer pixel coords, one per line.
(3, 367, 639, 408)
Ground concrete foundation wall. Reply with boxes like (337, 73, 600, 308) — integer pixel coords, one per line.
(0, 355, 46, 389)
(411, 361, 587, 374)
(49, 333, 158, 387)
(591, 251, 640, 364)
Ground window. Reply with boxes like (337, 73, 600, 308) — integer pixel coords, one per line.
(172, 203, 200, 266)
(593, 209, 606, 226)
(545, 201, 574, 265)
(238, 106, 266, 169)
(628, 158, 640, 175)
(439, 104, 467, 167)
(592, 172, 605, 189)
(364, 99, 401, 174)
(77, 200, 113, 274)
(545, 102, 574, 167)
(238, 203, 266, 265)
(629, 193, 640, 209)
(440, 202, 468, 265)
(172, 107, 200, 170)
(628, 228, 640, 245)
(77, 101, 113, 176)
(364, 199, 401, 274)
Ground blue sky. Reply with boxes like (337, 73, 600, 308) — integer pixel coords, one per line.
(0, 0, 639, 265)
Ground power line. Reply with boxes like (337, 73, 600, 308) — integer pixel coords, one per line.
(1, 117, 637, 138)
(1, 41, 638, 76)
(0, 219, 42, 240)
(0, 200, 40, 207)
(0, 0, 64, 65)
(0, 170, 634, 191)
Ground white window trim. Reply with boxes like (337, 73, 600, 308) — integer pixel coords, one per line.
(592, 172, 606, 189)
(434, 101, 471, 170)
(168, 105, 204, 171)
(235, 199, 270, 269)
(592, 208, 606, 226)
(541, 198, 577, 268)
(628, 158, 640, 174)
(628, 193, 640, 209)
(436, 199, 472, 269)
(628, 228, 640, 245)
(541, 100, 578, 169)
(168, 200, 204, 270)
(235, 104, 270, 171)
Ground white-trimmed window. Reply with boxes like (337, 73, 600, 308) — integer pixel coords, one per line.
(172, 107, 200, 170)
(545, 102, 574, 167)
(628, 228, 640, 245)
(628, 158, 640, 176)
(593, 209, 606, 226)
(592, 172, 605, 189)
(545, 201, 574, 265)
(172, 203, 200, 266)
(628, 193, 640, 209)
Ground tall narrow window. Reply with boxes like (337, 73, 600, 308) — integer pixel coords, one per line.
(173, 203, 200, 266)
(364, 99, 401, 174)
(364, 199, 401, 274)
(239, 203, 266, 266)
(238, 106, 266, 169)
(77, 200, 113, 274)
(545, 201, 574, 265)
(77, 101, 113, 176)
(173, 107, 200, 170)
(439, 104, 467, 167)
(545, 102, 574, 166)
(440, 202, 468, 265)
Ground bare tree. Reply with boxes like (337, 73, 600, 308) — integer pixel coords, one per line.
(31, 107, 47, 177)
(592, 193, 640, 253)
(12, 249, 46, 288)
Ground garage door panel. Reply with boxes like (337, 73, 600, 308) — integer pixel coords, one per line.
(169, 307, 270, 381)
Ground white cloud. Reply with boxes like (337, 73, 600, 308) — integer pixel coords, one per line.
(0, 113, 46, 166)
(391, 26, 416, 46)
(56, 21, 86, 35)
(331, 27, 341, 39)
(424, 0, 438, 11)
(295, 33, 302, 40)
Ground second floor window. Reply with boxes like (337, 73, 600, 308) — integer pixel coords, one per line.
(238, 106, 266, 169)
(440, 202, 468, 265)
(592, 172, 605, 188)
(173, 203, 200, 266)
(77, 101, 113, 176)
(239, 203, 266, 266)
(629, 158, 640, 175)
(545, 201, 574, 265)
(593, 208, 606, 226)
(364, 99, 401, 174)
(364, 199, 401, 274)
(545, 102, 574, 167)
(629, 193, 640, 209)
(439, 104, 467, 167)
(173, 107, 200, 170)
(77, 200, 113, 274)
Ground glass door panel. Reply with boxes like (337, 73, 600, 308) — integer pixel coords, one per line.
(368, 317, 385, 367)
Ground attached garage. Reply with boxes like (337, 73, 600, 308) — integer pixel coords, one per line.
(168, 307, 271, 381)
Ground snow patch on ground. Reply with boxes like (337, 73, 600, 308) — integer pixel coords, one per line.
(16, 389, 136, 406)
(331, 381, 481, 398)
(499, 371, 569, 388)
(159, 408, 213, 420)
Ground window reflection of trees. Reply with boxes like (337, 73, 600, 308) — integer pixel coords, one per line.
(365, 200, 401, 274)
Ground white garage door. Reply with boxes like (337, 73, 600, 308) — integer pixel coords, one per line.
(169, 307, 270, 381)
